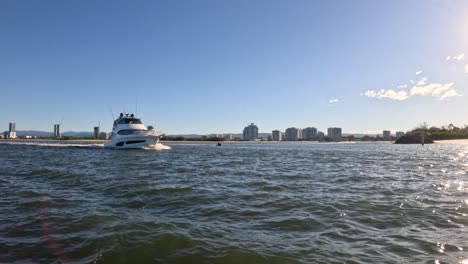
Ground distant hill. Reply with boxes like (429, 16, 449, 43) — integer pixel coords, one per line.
(16, 130, 53, 137)
(16, 130, 96, 137)
(61, 131, 95, 137)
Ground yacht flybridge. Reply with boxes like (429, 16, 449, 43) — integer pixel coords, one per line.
(104, 113, 159, 149)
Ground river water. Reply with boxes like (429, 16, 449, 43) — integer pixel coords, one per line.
(0, 141, 467, 263)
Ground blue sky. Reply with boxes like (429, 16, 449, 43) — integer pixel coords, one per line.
(1, 0, 467, 134)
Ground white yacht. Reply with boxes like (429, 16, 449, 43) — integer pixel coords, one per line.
(104, 113, 159, 149)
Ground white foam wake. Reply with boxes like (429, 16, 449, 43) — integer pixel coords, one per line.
(0, 141, 104, 148)
(144, 143, 172, 150)
(1, 140, 172, 150)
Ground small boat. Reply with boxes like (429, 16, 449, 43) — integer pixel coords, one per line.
(216, 142, 222, 147)
(104, 113, 159, 149)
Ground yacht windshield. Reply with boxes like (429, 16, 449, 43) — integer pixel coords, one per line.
(117, 129, 153, 136)
(118, 118, 142, 124)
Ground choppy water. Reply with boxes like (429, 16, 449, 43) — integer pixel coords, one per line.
(1, 141, 467, 263)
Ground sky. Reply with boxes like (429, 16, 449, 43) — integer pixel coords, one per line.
(1, 0, 468, 135)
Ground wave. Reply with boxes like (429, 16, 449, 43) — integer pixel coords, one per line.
(143, 143, 172, 150)
(0, 141, 171, 150)
(0, 141, 104, 148)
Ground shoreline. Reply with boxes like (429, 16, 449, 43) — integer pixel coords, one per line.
(3, 138, 468, 144)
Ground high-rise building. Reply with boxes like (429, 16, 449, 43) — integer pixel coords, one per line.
(243, 123, 258, 140)
(396, 131, 405, 139)
(285, 127, 301, 141)
(317, 131, 325, 142)
(383, 130, 391, 140)
(297, 128, 303, 140)
(54, 124, 61, 138)
(272, 130, 282, 141)
(302, 127, 318, 141)
(327, 127, 342, 140)
(8, 122, 16, 139)
(94, 127, 100, 139)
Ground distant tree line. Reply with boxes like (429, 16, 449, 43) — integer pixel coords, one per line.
(411, 122, 468, 140)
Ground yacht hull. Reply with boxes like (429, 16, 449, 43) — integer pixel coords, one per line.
(103, 135, 159, 149)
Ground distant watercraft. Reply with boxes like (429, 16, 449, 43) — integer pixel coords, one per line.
(104, 113, 159, 149)
(216, 142, 222, 147)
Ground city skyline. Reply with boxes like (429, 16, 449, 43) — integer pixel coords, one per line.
(0, 118, 460, 137)
(2, 119, 407, 139)
(1, 1, 468, 134)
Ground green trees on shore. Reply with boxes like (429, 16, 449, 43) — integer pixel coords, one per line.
(411, 123, 468, 140)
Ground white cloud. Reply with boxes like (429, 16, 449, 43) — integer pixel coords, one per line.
(416, 77, 427, 86)
(364, 77, 460, 101)
(465, 64, 468, 73)
(431, 84, 452, 97)
(363, 89, 409, 101)
(410, 82, 449, 96)
(328, 99, 339, 103)
(415, 70, 423, 75)
(410, 82, 458, 100)
(410, 80, 415, 84)
(397, 84, 407, 89)
(446, 53, 465, 61)
(440, 89, 459, 100)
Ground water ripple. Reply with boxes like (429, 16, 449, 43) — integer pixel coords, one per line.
(1, 142, 468, 263)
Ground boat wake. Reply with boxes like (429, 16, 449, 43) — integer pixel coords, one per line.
(143, 143, 172, 150)
(0, 141, 104, 148)
(0, 141, 171, 150)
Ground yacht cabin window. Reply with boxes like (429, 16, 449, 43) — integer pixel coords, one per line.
(117, 129, 152, 136)
(117, 118, 142, 125)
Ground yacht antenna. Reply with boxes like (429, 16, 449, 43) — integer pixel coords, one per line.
(136, 96, 138, 117)
(108, 105, 115, 120)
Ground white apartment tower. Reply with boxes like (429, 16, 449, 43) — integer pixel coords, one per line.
(94, 127, 100, 139)
(243, 123, 258, 140)
(272, 130, 282, 141)
(317, 131, 325, 142)
(302, 127, 318, 140)
(327, 127, 342, 140)
(297, 128, 303, 140)
(383, 130, 391, 140)
(285, 127, 301, 141)
(54, 124, 61, 138)
(8, 122, 16, 139)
